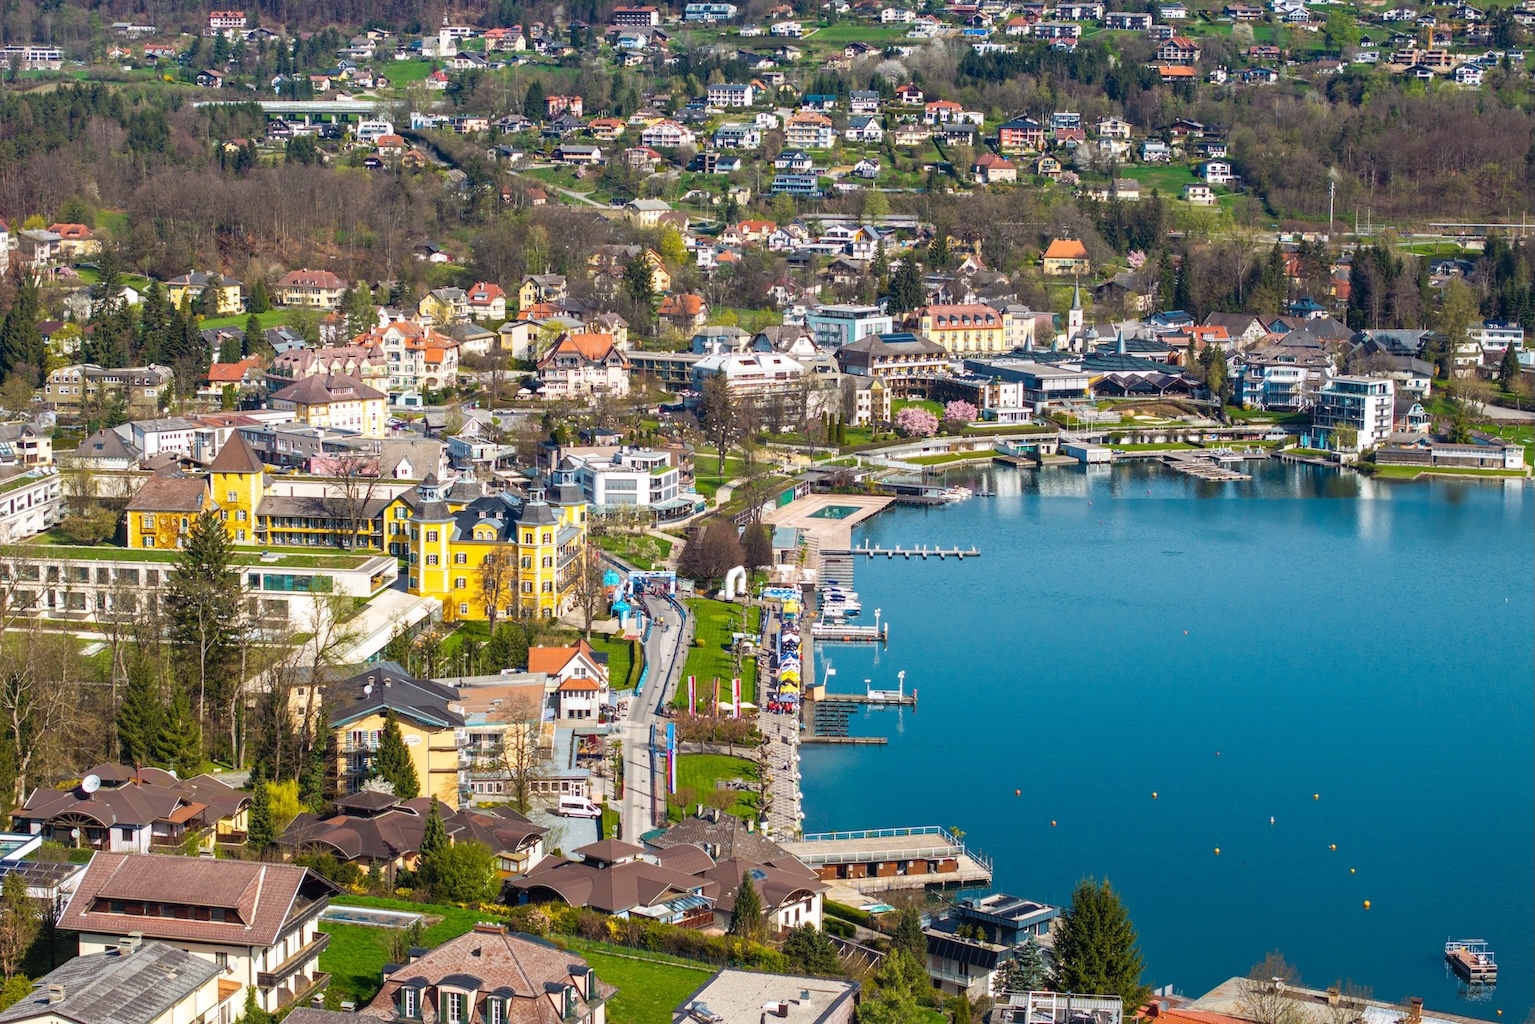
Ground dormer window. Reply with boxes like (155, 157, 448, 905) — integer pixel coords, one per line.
(488, 997, 506, 1024)
(401, 987, 421, 1018)
(444, 990, 468, 1023)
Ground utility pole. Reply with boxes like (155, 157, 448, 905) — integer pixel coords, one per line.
(1329, 176, 1336, 237)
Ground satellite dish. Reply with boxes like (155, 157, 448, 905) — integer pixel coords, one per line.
(81, 774, 101, 795)
(363, 683, 373, 697)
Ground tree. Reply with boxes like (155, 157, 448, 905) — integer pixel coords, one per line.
(999, 936, 1049, 993)
(942, 400, 977, 428)
(244, 313, 264, 355)
(0, 872, 36, 979)
(700, 374, 739, 473)
(246, 277, 272, 314)
(659, 227, 688, 267)
(894, 407, 938, 437)
(889, 256, 925, 313)
(573, 544, 608, 639)
(858, 949, 926, 1024)
(782, 924, 842, 976)
(1499, 344, 1521, 392)
(247, 762, 276, 850)
(1053, 878, 1150, 1009)
(477, 547, 516, 636)
(343, 281, 375, 338)
(742, 523, 773, 569)
(116, 659, 163, 765)
(0, 278, 44, 386)
(1237, 953, 1307, 1024)
(1323, 10, 1359, 52)
(421, 840, 499, 903)
(153, 684, 204, 776)
(167, 510, 241, 730)
(238, 984, 274, 1024)
(421, 797, 449, 858)
(727, 870, 765, 942)
(676, 521, 745, 586)
(491, 696, 550, 813)
(373, 711, 421, 799)
(624, 256, 657, 310)
(891, 904, 926, 962)
(322, 451, 383, 551)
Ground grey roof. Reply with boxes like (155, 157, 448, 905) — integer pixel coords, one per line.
(326, 661, 466, 730)
(647, 812, 792, 863)
(0, 941, 219, 1024)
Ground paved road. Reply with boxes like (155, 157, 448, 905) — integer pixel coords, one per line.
(617, 595, 692, 841)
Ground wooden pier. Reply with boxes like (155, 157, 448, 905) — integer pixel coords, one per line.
(848, 544, 981, 560)
(1163, 451, 1252, 481)
(811, 621, 888, 642)
(817, 691, 917, 707)
(801, 735, 889, 745)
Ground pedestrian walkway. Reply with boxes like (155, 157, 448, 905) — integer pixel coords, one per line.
(757, 598, 803, 839)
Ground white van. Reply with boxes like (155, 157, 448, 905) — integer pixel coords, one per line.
(558, 795, 602, 818)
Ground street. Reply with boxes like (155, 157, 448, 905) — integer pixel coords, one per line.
(617, 595, 692, 841)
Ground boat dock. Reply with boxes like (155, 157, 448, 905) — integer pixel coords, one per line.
(811, 620, 888, 642)
(1162, 449, 1256, 481)
(1445, 939, 1497, 984)
(781, 826, 993, 904)
(801, 735, 889, 745)
(846, 543, 981, 560)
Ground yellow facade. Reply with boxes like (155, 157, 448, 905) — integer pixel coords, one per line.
(168, 280, 243, 315)
(127, 505, 211, 549)
(211, 462, 264, 544)
(335, 709, 461, 807)
(405, 484, 588, 623)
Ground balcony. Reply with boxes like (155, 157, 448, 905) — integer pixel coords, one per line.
(257, 932, 331, 989)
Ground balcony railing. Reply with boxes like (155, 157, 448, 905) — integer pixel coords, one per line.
(257, 932, 331, 988)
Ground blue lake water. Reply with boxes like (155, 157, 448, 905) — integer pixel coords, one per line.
(799, 461, 1534, 1020)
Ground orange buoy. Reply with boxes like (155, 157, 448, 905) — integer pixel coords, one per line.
(1015, 789, 1021, 796)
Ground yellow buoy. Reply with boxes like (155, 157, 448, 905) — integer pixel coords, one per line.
(1329, 844, 1337, 851)
(1152, 792, 1158, 799)
(1350, 868, 1356, 874)
(1362, 900, 1371, 909)
(1213, 847, 1221, 855)
(1314, 793, 1320, 800)
(1050, 820, 1057, 827)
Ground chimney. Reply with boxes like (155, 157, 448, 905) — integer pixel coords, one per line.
(46, 985, 65, 1005)
(798, 991, 812, 1005)
(1408, 999, 1423, 1024)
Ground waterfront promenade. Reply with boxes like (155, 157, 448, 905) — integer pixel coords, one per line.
(758, 594, 805, 839)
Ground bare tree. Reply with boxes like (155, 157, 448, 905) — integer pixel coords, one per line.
(297, 592, 362, 769)
(322, 448, 385, 550)
(478, 548, 517, 637)
(1238, 953, 1307, 1024)
(573, 544, 608, 638)
(491, 694, 552, 814)
(0, 625, 86, 806)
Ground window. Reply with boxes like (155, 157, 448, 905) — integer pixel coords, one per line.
(445, 991, 467, 1023)
(141, 515, 155, 529)
(542, 532, 552, 544)
(426, 530, 439, 542)
(522, 581, 533, 593)
(454, 577, 466, 589)
(144, 537, 155, 547)
(401, 987, 420, 1018)
(454, 553, 467, 564)
(236, 510, 247, 521)
(426, 555, 439, 566)
(459, 603, 469, 615)
(541, 581, 552, 593)
(488, 997, 505, 1024)
(521, 556, 532, 569)
(227, 491, 238, 502)
(542, 556, 552, 568)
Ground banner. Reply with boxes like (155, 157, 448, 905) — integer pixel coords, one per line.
(731, 677, 741, 720)
(665, 722, 677, 794)
(687, 675, 696, 713)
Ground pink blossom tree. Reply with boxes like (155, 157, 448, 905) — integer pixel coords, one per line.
(943, 400, 978, 428)
(894, 406, 939, 437)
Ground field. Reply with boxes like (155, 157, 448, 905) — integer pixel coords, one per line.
(669, 753, 760, 821)
(198, 309, 293, 332)
(595, 532, 674, 571)
(676, 598, 759, 706)
(800, 23, 915, 43)
(386, 59, 438, 84)
(1123, 164, 1199, 196)
(591, 635, 640, 689)
(573, 942, 715, 1023)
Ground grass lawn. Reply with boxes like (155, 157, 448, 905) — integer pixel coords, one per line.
(893, 397, 943, 417)
(1486, 423, 1535, 463)
(904, 451, 993, 465)
(1224, 405, 1309, 424)
(591, 635, 640, 689)
(801, 23, 914, 43)
(1371, 464, 1529, 479)
(560, 940, 716, 1024)
(320, 896, 486, 1006)
(676, 598, 759, 707)
(25, 534, 371, 568)
(198, 309, 291, 332)
(691, 453, 746, 500)
(669, 753, 759, 821)
(439, 619, 493, 666)
(595, 532, 674, 571)
(386, 59, 438, 84)
(1122, 164, 1198, 197)
(1289, 448, 1333, 459)
(1111, 442, 1197, 451)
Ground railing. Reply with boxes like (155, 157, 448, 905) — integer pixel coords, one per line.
(801, 825, 955, 843)
(257, 932, 331, 988)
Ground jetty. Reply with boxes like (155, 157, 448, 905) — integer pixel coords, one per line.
(801, 736, 889, 745)
(1445, 939, 1497, 984)
(1162, 449, 1254, 481)
(782, 826, 993, 903)
(847, 543, 981, 560)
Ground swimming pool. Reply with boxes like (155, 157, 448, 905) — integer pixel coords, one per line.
(807, 505, 861, 520)
(320, 906, 424, 929)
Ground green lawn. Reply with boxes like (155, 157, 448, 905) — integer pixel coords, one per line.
(1371, 464, 1529, 479)
(24, 535, 371, 569)
(198, 309, 291, 331)
(1111, 442, 1197, 451)
(1486, 423, 1535, 463)
(1224, 405, 1310, 424)
(800, 23, 914, 43)
(561, 940, 716, 1024)
(669, 754, 759, 821)
(676, 598, 759, 707)
(893, 397, 943, 417)
(691, 453, 746, 500)
(591, 635, 640, 689)
(386, 59, 438, 84)
(904, 451, 993, 465)
(439, 619, 493, 667)
(320, 896, 487, 1007)
(595, 533, 674, 571)
(1122, 164, 1199, 198)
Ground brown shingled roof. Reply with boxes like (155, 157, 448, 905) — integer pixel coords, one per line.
(124, 474, 208, 513)
(208, 431, 265, 474)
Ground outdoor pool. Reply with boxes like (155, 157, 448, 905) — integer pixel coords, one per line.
(319, 906, 424, 929)
(807, 505, 861, 519)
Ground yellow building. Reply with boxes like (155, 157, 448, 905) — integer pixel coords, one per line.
(125, 433, 393, 550)
(915, 303, 1007, 355)
(166, 271, 244, 315)
(270, 374, 389, 438)
(322, 662, 465, 806)
(402, 475, 588, 622)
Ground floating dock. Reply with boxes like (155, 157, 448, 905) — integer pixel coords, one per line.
(847, 543, 981, 560)
(1445, 939, 1497, 984)
(1163, 450, 1252, 481)
(811, 621, 889, 642)
(801, 735, 889, 745)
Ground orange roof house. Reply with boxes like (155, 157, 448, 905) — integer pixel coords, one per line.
(1042, 238, 1091, 275)
(528, 640, 610, 684)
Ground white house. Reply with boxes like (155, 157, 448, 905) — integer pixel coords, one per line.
(1199, 160, 1235, 184)
(1313, 375, 1394, 450)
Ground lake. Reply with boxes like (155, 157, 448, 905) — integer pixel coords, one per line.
(799, 461, 1534, 1020)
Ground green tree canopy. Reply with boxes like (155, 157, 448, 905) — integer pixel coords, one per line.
(372, 710, 420, 799)
(1053, 878, 1150, 1009)
(782, 924, 842, 976)
(421, 840, 499, 904)
(152, 685, 203, 776)
(727, 871, 766, 942)
(246, 762, 275, 850)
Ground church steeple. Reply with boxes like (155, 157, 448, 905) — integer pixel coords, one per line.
(1067, 277, 1084, 342)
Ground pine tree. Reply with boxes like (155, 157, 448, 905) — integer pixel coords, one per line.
(1499, 343, 1521, 392)
(244, 314, 263, 357)
(167, 510, 241, 729)
(0, 278, 44, 385)
(116, 659, 163, 765)
(889, 256, 925, 313)
(298, 721, 331, 814)
(246, 277, 272, 314)
(782, 924, 842, 976)
(524, 79, 546, 118)
(727, 871, 765, 942)
(1053, 878, 1150, 1009)
(246, 762, 275, 850)
(153, 685, 203, 776)
(421, 798, 448, 855)
(623, 257, 656, 311)
(372, 710, 420, 799)
(891, 904, 925, 962)
(1001, 936, 1049, 993)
